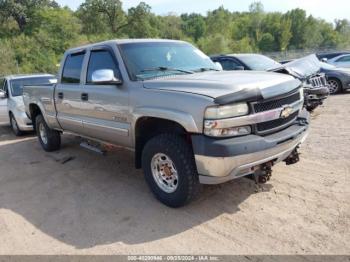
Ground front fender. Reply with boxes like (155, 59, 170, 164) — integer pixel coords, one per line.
(133, 106, 200, 133)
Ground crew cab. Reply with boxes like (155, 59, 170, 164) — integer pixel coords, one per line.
(24, 39, 309, 207)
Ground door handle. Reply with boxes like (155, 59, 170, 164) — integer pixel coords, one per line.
(81, 93, 89, 101)
(57, 92, 64, 99)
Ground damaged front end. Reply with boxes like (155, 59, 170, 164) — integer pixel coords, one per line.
(273, 54, 330, 112)
(303, 73, 330, 111)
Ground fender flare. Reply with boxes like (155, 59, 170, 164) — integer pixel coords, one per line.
(133, 106, 200, 133)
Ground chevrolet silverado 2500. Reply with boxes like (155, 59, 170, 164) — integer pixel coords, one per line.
(23, 39, 309, 207)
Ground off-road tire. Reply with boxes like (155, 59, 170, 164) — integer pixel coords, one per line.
(35, 114, 61, 152)
(10, 113, 23, 136)
(142, 133, 200, 208)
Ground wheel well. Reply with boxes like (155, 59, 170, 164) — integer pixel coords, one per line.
(29, 104, 42, 131)
(134, 117, 189, 169)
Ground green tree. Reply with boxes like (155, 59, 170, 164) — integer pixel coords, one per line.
(0, 40, 17, 75)
(0, 0, 58, 32)
(181, 13, 206, 41)
(76, 0, 127, 35)
(284, 8, 307, 49)
(197, 34, 231, 55)
(158, 14, 184, 40)
(258, 33, 276, 51)
(126, 2, 159, 38)
(249, 1, 264, 44)
(206, 6, 232, 38)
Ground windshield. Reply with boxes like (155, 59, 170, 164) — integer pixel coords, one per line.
(119, 42, 217, 80)
(237, 54, 282, 70)
(10, 77, 55, 97)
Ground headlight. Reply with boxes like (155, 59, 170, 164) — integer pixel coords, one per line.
(204, 103, 249, 119)
(204, 102, 251, 138)
(204, 125, 251, 137)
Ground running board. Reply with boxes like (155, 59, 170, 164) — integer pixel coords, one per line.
(80, 140, 106, 155)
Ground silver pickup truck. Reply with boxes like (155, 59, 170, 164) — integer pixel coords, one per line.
(24, 39, 309, 207)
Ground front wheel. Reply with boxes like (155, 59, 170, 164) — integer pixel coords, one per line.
(10, 113, 23, 136)
(35, 114, 61, 152)
(328, 78, 342, 94)
(142, 134, 199, 208)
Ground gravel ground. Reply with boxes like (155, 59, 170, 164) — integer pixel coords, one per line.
(0, 94, 349, 255)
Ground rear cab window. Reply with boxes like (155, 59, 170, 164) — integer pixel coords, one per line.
(61, 52, 85, 84)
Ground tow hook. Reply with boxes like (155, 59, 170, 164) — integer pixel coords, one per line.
(253, 162, 273, 184)
(284, 147, 300, 165)
(247, 162, 273, 188)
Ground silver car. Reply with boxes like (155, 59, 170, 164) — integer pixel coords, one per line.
(326, 54, 350, 68)
(0, 74, 55, 135)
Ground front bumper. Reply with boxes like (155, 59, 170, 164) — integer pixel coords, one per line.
(14, 110, 33, 131)
(192, 110, 309, 184)
(304, 86, 329, 100)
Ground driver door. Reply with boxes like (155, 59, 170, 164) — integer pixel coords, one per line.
(0, 79, 10, 125)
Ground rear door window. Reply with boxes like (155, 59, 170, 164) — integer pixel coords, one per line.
(61, 52, 85, 84)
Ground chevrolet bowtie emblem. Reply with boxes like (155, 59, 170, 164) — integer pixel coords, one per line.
(280, 106, 294, 119)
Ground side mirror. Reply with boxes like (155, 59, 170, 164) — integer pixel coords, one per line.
(321, 58, 328, 63)
(233, 66, 245, 71)
(0, 91, 6, 99)
(214, 62, 223, 71)
(91, 69, 122, 85)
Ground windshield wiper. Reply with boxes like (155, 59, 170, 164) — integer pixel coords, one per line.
(193, 67, 220, 72)
(141, 66, 194, 74)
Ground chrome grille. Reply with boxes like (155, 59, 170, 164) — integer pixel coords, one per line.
(253, 92, 300, 113)
(309, 74, 327, 88)
(256, 111, 299, 133)
(252, 91, 301, 135)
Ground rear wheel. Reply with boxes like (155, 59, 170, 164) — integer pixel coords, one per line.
(10, 113, 23, 136)
(35, 114, 61, 152)
(328, 78, 342, 94)
(142, 134, 199, 207)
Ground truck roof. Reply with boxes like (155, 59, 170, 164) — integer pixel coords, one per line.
(66, 39, 186, 54)
(4, 74, 55, 81)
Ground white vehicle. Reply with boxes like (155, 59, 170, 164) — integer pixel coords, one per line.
(325, 54, 350, 68)
(0, 74, 55, 135)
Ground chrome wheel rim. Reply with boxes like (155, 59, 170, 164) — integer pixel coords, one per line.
(39, 123, 48, 145)
(328, 80, 339, 94)
(11, 116, 18, 133)
(151, 153, 179, 193)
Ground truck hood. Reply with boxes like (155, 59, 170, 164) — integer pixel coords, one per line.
(143, 71, 301, 103)
(278, 54, 321, 79)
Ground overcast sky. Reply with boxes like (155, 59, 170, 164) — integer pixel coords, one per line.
(56, 0, 349, 23)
